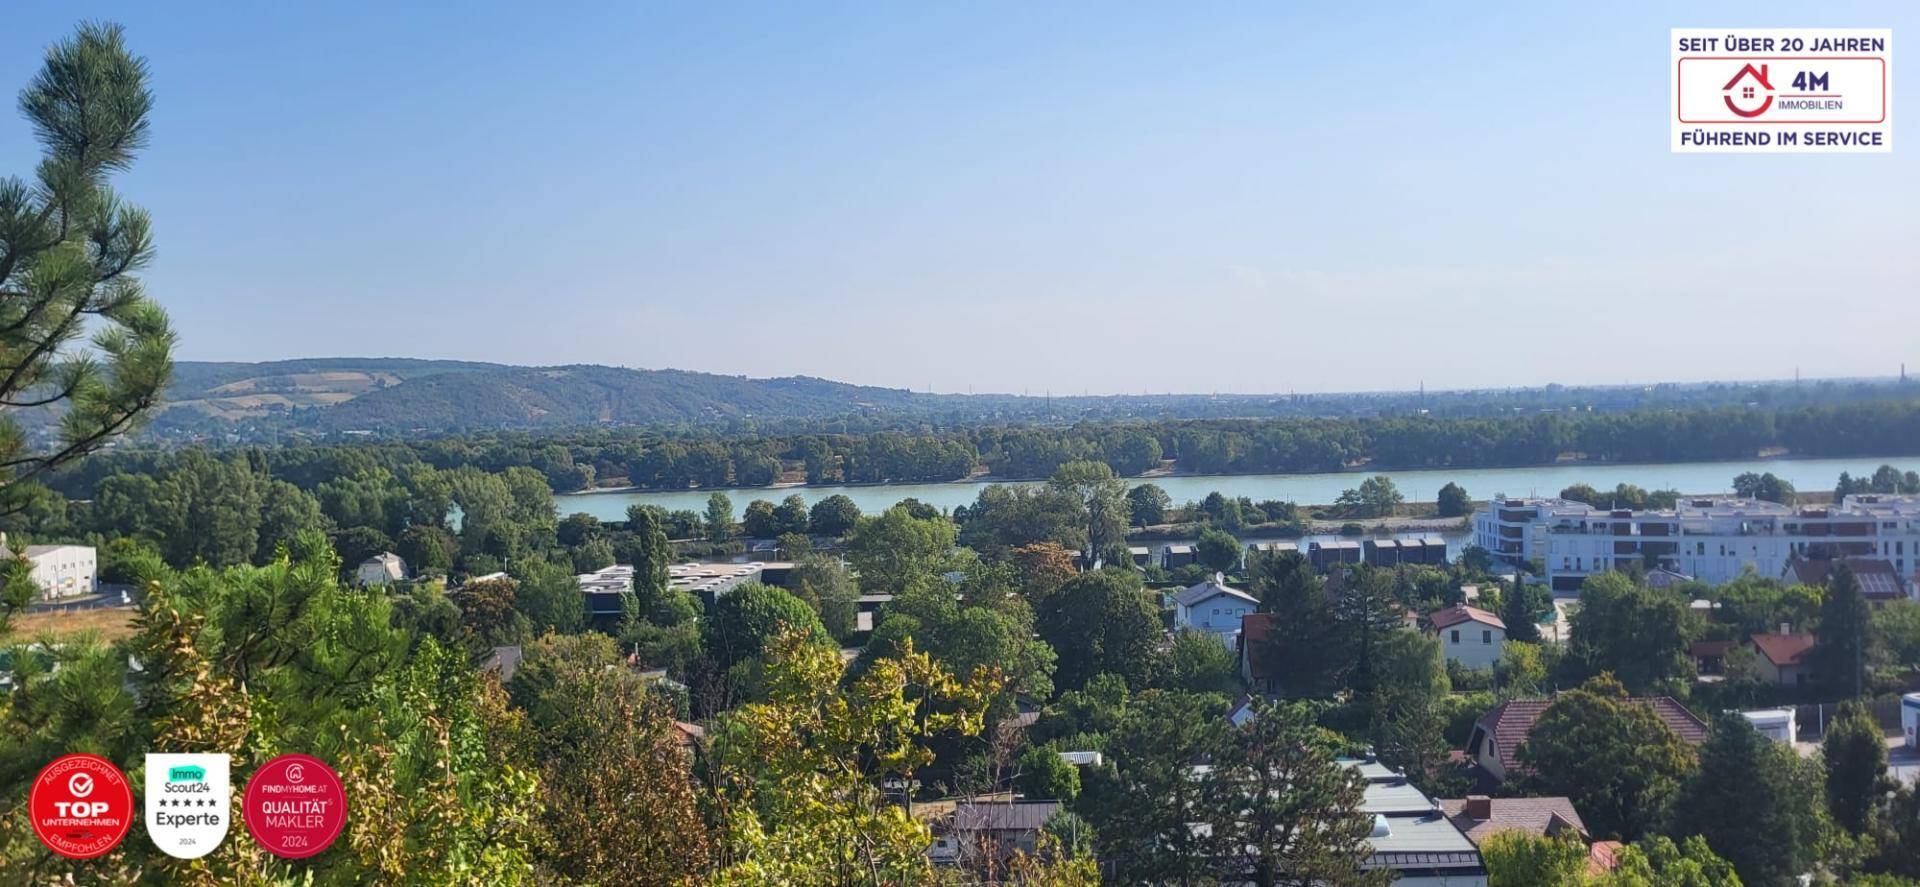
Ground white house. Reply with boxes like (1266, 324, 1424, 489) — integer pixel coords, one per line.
(1426, 604, 1506, 670)
(22, 544, 97, 600)
(1173, 575, 1258, 646)
(355, 552, 408, 587)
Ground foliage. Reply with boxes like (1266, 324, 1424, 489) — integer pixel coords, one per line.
(1516, 674, 1697, 841)
(1436, 481, 1472, 517)
(1810, 562, 1872, 698)
(1035, 568, 1163, 691)
(1668, 712, 1826, 887)
(1127, 483, 1170, 527)
(845, 505, 957, 593)
(1015, 744, 1082, 801)
(1163, 629, 1243, 695)
(1195, 528, 1241, 573)
(1823, 700, 1890, 834)
(1564, 572, 1697, 694)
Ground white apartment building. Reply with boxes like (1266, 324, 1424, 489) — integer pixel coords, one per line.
(23, 544, 98, 599)
(1475, 494, 1920, 595)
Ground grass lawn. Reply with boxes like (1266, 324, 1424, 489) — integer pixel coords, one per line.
(6, 607, 140, 643)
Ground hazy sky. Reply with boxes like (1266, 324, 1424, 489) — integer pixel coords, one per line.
(2, 2, 1914, 395)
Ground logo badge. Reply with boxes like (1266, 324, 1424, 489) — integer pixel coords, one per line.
(29, 754, 135, 859)
(242, 754, 347, 859)
(145, 754, 231, 859)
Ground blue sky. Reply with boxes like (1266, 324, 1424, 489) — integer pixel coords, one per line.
(2, 2, 1913, 395)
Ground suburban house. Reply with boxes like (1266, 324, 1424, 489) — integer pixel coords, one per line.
(1173, 575, 1259, 645)
(1466, 697, 1709, 784)
(1161, 544, 1197, 570)
(1750, 630, 1817, 686)
(1238, 612, 1280, 696)
(1436, 795, 1587, 848)
(1348, 757, 1486, 886)
(927, 801, 1062, 867)
(1425, 604, 1506, 670)
(20, 544, 97, 600)
(1787, 556, 1910, 606)
(354, 551, 407, 586)
(1688, 639, 1736, 675)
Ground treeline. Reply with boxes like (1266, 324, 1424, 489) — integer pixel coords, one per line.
(44, 397, 1920, 500)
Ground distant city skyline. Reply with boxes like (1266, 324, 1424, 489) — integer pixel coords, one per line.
(3, 2, 1914, 395)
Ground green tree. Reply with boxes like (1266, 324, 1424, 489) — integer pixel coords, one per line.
(1516, 674, 1697, 840)
(1810, 562, 1871, 698)
(1367, 629, 1453, 789)
(1733, 471, 1796, 505)
(773, 494, 810, 536)
(807, 494, 861, 536)
(1164, 628, 1242, 695)
(1015, 744, 1081, 801)
(1195, 527, 1241, 573)
(1087, 689, 1228, 883)
(1436, 482, 1472, 517)
(1481, 830, 1590, 886)
(788, 555, 859, 641)
(1335, 475, 1403, 518)
(1127, 483, 1171, 528)
(1669, 711, 1824, 887)
(1048, 460, 1130, 562)
(699, 582, 828, 672)
(1564, 572, 1697, 694)
(1248, 550, 1342, 697)
(0, 23, 175, 519)
(1035, 568, 1163, 690)
(1502, 579, 1551, 644)
(705, 491, 734, 541)
(845, 505, 956, 593)
(1823, 700, 1889, 834)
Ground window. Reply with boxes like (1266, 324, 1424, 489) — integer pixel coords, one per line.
(1483, 630, 1492, 644)
(1450, 630, 1460, 644)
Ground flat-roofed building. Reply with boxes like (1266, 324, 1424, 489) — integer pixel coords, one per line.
(21, 544, 96, 599)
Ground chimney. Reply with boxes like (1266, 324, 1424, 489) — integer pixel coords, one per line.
(1465, 795, 1492, 820)
(1780, 622, 1792, 636)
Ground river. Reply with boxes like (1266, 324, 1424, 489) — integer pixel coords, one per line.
(553, 455, 1919, 522)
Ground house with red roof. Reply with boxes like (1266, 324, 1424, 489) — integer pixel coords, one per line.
(1749, 630, 1816, 686)
(1425, 603, 1507, 669)
(1465, 696, 1708, 784)
(1437, 795, 1587, 847)
(1237, 612, 1281, 696)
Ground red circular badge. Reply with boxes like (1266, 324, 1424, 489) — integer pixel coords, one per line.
(242, 754, 347, 859)
(29, 753, 134, 859)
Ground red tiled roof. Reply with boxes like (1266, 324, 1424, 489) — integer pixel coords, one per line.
(1428, 603, 1505, 631)
(1437, 797, 1587, 846)
(1472, 696, 1708, 774)
(1240, 613, 1277, 681)
(1751, 632, 1816, 668)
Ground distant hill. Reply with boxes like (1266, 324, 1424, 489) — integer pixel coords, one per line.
(150, 358, 956, 436)
(129, 357, 1915, 443)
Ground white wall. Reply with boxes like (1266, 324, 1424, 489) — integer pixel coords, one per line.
(26, 546, 97, 599)
(1438, 622, 1504, 670)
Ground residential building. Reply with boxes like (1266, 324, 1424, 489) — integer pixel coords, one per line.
(21, 544, 96, 599)
(928, 801, 1062, 868)
(1172, 575, 1258, 645)
(1347, 757, 1487, 886)
(1245, 540, 1298, 560)
(1309, 539, 1361, 571)
(1436, 795, 1587, 848)
(1127, 546, 1152, 567)
(355, 551, 407, 587)
(1474, 493, 1920, 594)
(1750, 630, 1816, 686)
(578, 561, 799, 623)
(1426, 604, 1506, 670)
(1161, 544, 1197, 570)
(1364, 538, 1401, 566)
(1466, 697, 1708, 784)
(1787, 556, 1908, 606)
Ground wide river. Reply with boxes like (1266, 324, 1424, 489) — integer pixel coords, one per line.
(554, 455, 1919, 522)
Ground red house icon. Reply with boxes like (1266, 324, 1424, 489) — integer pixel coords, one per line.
(1722, 63, 1774, 118)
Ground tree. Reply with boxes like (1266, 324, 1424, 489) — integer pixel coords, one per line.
(1436, 482, 1472, 517)
(1564, 572, 1697, 694)
(1034, 568, 1164, 691)
(707, 627, 999, 884)
(1603, 835, 1743, 887)
(626, 504, 675, 621)
(1127, 483, 1171, 528)
(454, 576, 529, 651)
(1248, 550, 1342, 697)
(1515, 674, 1697, 840)
(1733, 471, 1796, 505)
(1496, 641, 1549, 697)
(1335, 475, 1403, 518)
(1164, 629, 1242, 695)
(1087, 690, 1228, 883)
(700, 582, 828, 672)
(705, 491, 734, 541)
(1199, 699, 1390, 887)
(1333, 566, 1405, 699)
(510, 633, 709, 882)
(0, 23, 175, 518)
(1481, 830, 1590, 886)
(1669, 712, 1824, 887)
(1367, 630, 1452, 789)
(773, 494, 810, 536)
(1811, 562, 1871, 698)
(1501, 579, 1551, 644)
(1048, 460, 1129, 561)
(1823, 700, 1889, 834)
(555, 511, 602, 547)
(741, 498, 779, 537)
(1196, 528, 1241, 573)
(807, 494, 861, 536)
(1015, 744, 1081, 801)
(845, 505, 956, 593)
(397, 523, 458, 576)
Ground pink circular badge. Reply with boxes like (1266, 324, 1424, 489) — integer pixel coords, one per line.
(242, 754, 347, 859)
